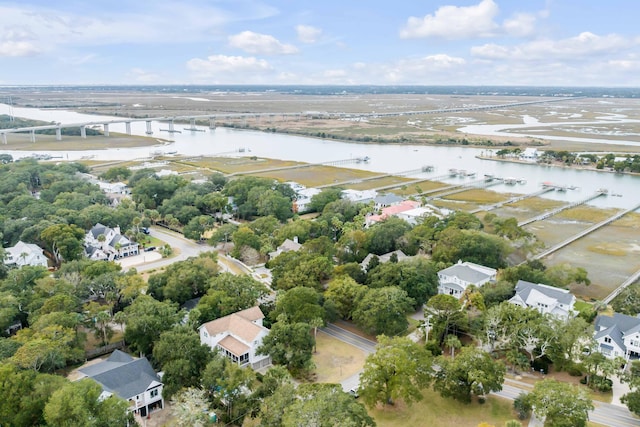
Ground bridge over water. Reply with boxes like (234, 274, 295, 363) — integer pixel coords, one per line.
(0, 96, 581, 144)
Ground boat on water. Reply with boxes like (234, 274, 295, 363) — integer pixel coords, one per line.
(449, 168, 458, 177)
(503, 177, 517, 185)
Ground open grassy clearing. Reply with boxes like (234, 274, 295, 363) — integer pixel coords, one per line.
(555, 206, 620, 223)
(389, 179, 448, 196)
(253, 165, 379, 187)
(368, 388, 522, 427)
(311, 332, 367, 384)
(175, 156, 302, 175)
(343, 175, 416, 191)
(3, 132, 162, 150)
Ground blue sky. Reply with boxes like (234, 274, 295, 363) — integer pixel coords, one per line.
(1, 0, 639, 86)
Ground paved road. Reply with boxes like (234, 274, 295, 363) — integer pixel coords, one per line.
(132, 227, 218, 272)
(324, 325, 640, 426)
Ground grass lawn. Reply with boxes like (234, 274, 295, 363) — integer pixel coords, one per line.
(312, 332, 367, 384)
(368, 388, 522, 427)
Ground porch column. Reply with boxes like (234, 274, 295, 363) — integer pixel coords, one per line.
(80, 126, 87, 138)
(103, 124, 110, 137)
(168, 120, 174, 132)
(125, 122, 132, 135)
(55, 126, 62, 141)
(30, 130, 35, 143)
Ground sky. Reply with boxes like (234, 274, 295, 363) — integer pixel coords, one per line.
(1, 0, 639, 86)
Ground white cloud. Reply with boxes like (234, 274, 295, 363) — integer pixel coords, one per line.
(400, 0, 499, 39)
(187, 54, 272, 75)
(503, 13, 537, 37)
(296, 25, 322, 44)
(228, 31, 298, 55)
(472, 32, 635, 61)
(128, 68, 162, 83)
(0, 40, 40, 57)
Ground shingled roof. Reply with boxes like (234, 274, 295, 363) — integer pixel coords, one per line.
(78, 350, 162, 400)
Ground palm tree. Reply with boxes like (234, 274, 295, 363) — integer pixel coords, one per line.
(309, 317, 324, 353)
(445, 334, 461, 358)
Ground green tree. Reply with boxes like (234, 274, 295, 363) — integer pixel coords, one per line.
(202, 355, 256, 423)
(257, 320, 315, 373)
(122, 295, 182, 355)
(324, 275, 367, 320)
(171, 387, 211, 427)
(272, 286, 325, 324)
(525, 379, 593, 427)
(152, 326, 213, 398)
(432, 228, 511, 269)
(366, 259, 438, 309)
(40, 223, 86, 265)
(353, 287, 414, 336)
(196, 273, 268, 323)
(425, 294, 467, 345)
(622, 360, 640, 415)
(359, 336, 432, 407)
(282, 383, 375, 427)
(43, 379, 132, 427)
(433, 346, 505, 403)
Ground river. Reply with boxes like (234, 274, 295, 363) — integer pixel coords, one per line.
(1, 103, 639, 210)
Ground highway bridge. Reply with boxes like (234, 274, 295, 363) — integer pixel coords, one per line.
(0, 96, 582, 144)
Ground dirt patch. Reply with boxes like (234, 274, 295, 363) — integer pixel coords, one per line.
(312, 332, 366, 384)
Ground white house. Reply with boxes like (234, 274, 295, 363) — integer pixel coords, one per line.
(594, 313, 640, 360)
(509, 280, 576, 319)
(199, 306, 271, 370)
(77, 350, 164, 418)
(395, 205, 450, 226)
(342, 189, 378, 203)
(3, 241, 48, 268)
(85, 223, 139, 261)
(437, 260, 497, 299)
(293, 188, 322, 214)
(519, 148, 540, 162)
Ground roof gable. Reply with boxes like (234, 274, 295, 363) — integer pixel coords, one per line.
(201, 307, 267, 343)
(515, 280, 574, 305)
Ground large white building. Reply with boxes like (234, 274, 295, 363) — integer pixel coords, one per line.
(509, 280, 576, 319)
(594, 313, 640, 360)
(199, 306, 271, 370)
(85, 223, 139, 261)
(437, 260, 497, 299)
(3, 241, 48, 268)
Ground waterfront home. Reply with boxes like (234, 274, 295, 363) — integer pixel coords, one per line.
(594, 313, 640, 360)
(509, 280, 576, 319)
(365, 200, 421, 227)
(519, 148, 540, 162)
(437, 260, 497, 299)
(360, 250, 409, 271)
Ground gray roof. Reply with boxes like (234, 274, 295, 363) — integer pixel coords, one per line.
(79, 350, 161, 400)
(90, 223, 108, 239)
(373, 194, 404, 206)
(514, 280, 575, 305)
(440, 282, 465, 292)
(594, 313, 640, 355)
(439, 264, 491, 284)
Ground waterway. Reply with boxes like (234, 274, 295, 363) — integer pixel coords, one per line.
(1, 103, 639, 210)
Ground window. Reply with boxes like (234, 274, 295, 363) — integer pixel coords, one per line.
(604, 337, 612, 344)
(240, 353, 249, 364)
(150, 389, 159, 398)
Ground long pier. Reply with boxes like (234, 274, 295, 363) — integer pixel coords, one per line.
(426, 178, 504, 200)
(532, 201, 640, 261)
(469, 187, 556, 214)
(317, 165, 434, 189)
(603, 268, 640, 305)
(518, 190, 608, 227)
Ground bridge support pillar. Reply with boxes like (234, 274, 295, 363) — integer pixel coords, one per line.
(145, 120, 153, 135)
(55, 126, 62, 141)
(125, 122, 131, 135)
(209, 118, 216, 129)
(80, 126, 87, 138)
(103, 124, 110, 137)
(1, 133, 6, 145)
(168, 121, 174, 132)
(30, 130, 36, 143)
(190, 118, 196, 131)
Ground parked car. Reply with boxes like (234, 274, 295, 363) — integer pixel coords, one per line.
(141, 227, 150, 234)
(144, 246, 156, 252)
(349, 387, 359, 398)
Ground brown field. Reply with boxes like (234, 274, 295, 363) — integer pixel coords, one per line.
(2, 131, 163, 150)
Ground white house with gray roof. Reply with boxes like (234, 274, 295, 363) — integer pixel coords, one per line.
(85, 223, 139, 261)
(3, 240, 48, 268)
(509, 280, 576, 319)
(437, 260, 497, 299)
(594, 313, 640, 360)
(77, 350, 163, 417)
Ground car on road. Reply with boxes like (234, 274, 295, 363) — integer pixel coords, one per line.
(349, 387, 359, 398)
(141, 227, 150, 234)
